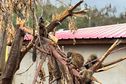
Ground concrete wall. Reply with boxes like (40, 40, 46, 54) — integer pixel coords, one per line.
(13, 44, 126, 84)
(13, 51, 37, 84)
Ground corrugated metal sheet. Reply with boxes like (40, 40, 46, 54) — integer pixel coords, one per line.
(24, 33, 33, 41)
(24, 23, 126, 40)
(55, 23, 126, 39)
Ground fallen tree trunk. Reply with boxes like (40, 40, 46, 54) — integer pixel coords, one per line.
(2, 27, 25, 84)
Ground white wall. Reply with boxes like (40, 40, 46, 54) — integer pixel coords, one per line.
(13, 51, 37, 84)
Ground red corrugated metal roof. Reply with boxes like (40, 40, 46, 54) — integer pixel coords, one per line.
(55, 23, 126, 39)
(24, 33, 33, 41)
(24, 23, 126, 41)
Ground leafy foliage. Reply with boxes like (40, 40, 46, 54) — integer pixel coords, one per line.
(11, 2, 126, 30)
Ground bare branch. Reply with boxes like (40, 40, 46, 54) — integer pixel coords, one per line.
(102, 56, 126, 67)
(33, 44, 50, 55)
(32, 60, 43, 84)
(96, 65, 116, 72)
(111, 46, 126, 54)
(47, 0, 84, 33)
(90, 39, 121, 72)
(20, 26, 33, 35)
(16, 62, 34, 75)
(49, 45, 81, 77)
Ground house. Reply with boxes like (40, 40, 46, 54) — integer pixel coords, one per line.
(2, 23, 126, 84)
(55, 23, 126, 84)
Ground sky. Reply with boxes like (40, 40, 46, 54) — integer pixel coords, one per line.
(50, 0, 126, 16)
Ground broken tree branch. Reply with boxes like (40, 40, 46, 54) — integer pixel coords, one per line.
(20, 26, 33, 35)
(16, 62, 34, 75)
(14, 0, 85, 58)
(46, 0, 84, 33)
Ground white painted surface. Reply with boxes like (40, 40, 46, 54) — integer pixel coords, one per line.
(13, 52, 36, 84)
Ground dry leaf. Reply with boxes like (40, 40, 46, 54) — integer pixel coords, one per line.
(68, 17, 77, 32)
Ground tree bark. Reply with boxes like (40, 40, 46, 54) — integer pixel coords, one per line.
(1, 28, 25, 84)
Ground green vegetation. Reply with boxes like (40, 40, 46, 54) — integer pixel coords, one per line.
(12, 2, 126, 30)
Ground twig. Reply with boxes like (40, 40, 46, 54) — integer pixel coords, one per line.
(111, 46, 126, 54)
(16, 62, 34, 75)
(47, 0, 84, 33)
(90, 39, 121, 72)
(84, 59, 98, 66)
(49, 45, 80, 77)
(33, 44, 50, 55)
(99, 39, 121, 63)
(96, 65, 116, 72)
(20, 27, 33, 35)
(92, 76, 102, 84)
(56, 0, 68, 7)
(102, 56, 126, 67)
(68, 0, 84, 12)
(84, 46, 126, 68)
(50, 77, 61, 84)
(20, 39, 35, 62)
(72, 9, 88, 15)
(56, 45, 67, 58)
(32, 60, 43, 84)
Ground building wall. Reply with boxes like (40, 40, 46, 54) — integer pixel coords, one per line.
(13, 44, 126, 84)
(13, 51, 37, 84)
(63, 44, 126, 84)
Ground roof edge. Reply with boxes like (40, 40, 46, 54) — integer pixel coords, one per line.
(58, 38, 126, 45)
